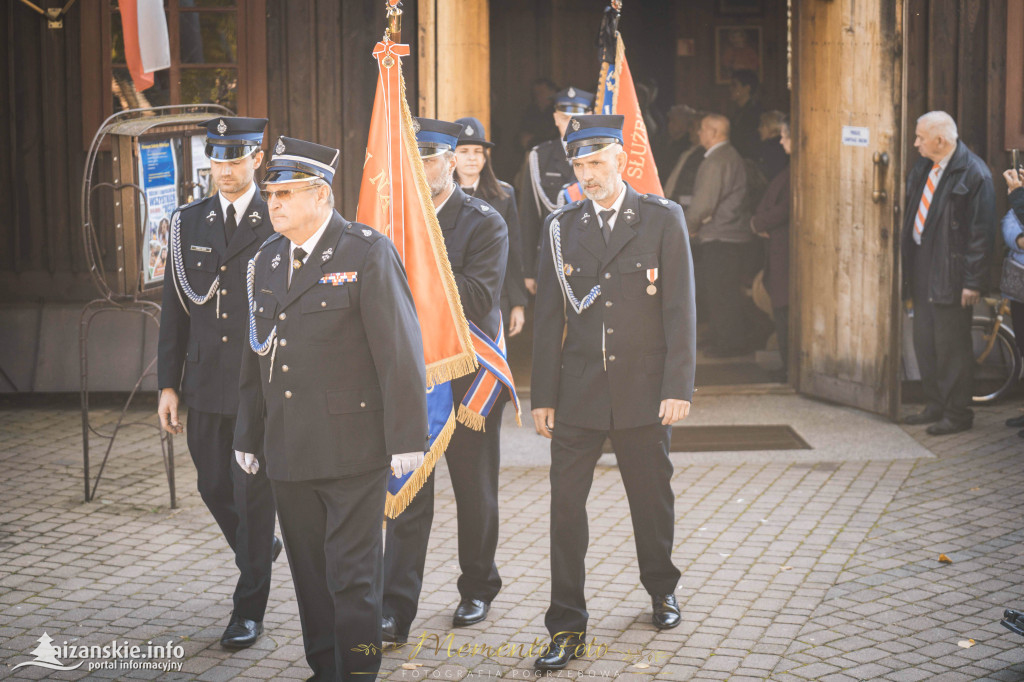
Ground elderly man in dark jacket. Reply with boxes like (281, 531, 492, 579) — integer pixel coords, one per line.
(900, 111, 994, 435)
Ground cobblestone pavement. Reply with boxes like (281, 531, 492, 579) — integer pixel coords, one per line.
(1, 397, 1022, 681)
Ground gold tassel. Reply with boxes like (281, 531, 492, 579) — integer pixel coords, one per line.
(384, 410, 457, 519)
(456, 404, 486, 432)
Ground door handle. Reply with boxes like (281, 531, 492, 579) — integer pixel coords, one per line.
(872, 151, 889, 204)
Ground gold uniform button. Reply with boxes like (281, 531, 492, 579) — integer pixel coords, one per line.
(279, 312, 287, 320)
(221, 313, 228, 319)
(220, 289, 228, 296)
(279, 339, 287, 347)
(360, 401, 366, 408)
(220, 265, 227, 272)
(281, 365, 289, 373)
(607, 328, 614, 334)
(221, 336, 228, 343)
(605, 300, 613, 307)
(284, 390, 293, 399)
(321, 301, 327, 307)
(196, 261, 202, 267)
(636, 262, 642, 268)
(604, 272, 611, 280)
(608, 355, 616, 362)
(258, 306, 264, 313)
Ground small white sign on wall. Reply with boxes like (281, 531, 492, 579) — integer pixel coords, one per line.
(842, 126, 870, 147)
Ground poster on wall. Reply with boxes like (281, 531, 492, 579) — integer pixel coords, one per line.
(191, 135, 214, 201)
(138, 139, 179, 285)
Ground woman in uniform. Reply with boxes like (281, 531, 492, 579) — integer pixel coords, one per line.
(453, 116, 529, 338)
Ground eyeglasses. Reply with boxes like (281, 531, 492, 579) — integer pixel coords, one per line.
(260, 182, 321, 202)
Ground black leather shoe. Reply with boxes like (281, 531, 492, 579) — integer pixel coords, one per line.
(1006, 415, 1024, 428)
(452, 598, 490, 627)
(220, 614, 263, 649)
(272, 536, 283, 562)
(652, 594, 681, 630)
(1002, 608, 1024, 637)
(903, 409, 943, 425)
(381, 615, 408, 644)
(926, 418, 972, 436)
(534, 632, 585, 671)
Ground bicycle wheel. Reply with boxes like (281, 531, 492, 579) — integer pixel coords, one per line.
(972, 319, 1022, 403)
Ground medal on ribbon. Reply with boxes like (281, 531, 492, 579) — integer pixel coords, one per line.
(646, 267, 658, 295)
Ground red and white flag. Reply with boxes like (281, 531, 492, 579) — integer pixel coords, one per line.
(117, 0, 170, 92)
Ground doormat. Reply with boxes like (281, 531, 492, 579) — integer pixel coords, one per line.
(697, 362, 780, 386)
(602, 425, 811, 453)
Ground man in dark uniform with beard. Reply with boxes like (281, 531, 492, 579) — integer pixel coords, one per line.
(530, 115, 697, 670)
(381, 118, 510, 643)
(157, 117, 281, 650)
(518, 86, 593, 291)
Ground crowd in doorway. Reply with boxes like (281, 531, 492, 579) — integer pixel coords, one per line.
(503, 69, 792, 383)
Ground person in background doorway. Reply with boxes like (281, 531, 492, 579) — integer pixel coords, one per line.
(901, 111, 994, 436)
(999, 166, 1024, 438)
(727, 69, 762, 160)
(756, 110, 788, 184)
(686, 113, 752, 357)
(751, 118, 792, 381)
(455, 116, 528, 338)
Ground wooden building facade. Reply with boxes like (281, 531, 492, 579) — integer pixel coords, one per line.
(1, 0, 1021, 418)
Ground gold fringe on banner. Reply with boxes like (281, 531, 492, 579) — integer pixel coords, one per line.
(455, 404, 487, 432)
(594, 33, 626, 114)
(385, 407, 457, 519)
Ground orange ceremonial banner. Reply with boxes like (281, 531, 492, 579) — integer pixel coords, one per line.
(596, 33, 664, 197)
(356, 39, 476, 387)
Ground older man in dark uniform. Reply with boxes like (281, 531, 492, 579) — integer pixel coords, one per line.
(157, 116, 280, 650)
(382, 118, 509, 642)
(233, 138, 428, 681)
(519, 87, 594, 291)
(531, 115, 697, 670)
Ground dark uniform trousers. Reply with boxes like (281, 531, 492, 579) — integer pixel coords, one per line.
(234, 212, 429, 682)
(531, 185, 696, 639)
(271, 468, 387, 682)
(911, 241, 974, 423)
(547, 421, 680, 636)
(158, 190, 277, 623)
(381, 185, 509, 632)
(185, 411, 276, 621)
(382, 398, 505, 629)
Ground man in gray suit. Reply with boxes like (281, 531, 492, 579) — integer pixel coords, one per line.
(685, 113, 751, 357)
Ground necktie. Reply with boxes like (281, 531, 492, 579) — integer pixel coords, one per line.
(599, 209, 616, 244)
(224, 204, 237, 244)
(913, 164, 941, 243)
(288, 247, 307, 289)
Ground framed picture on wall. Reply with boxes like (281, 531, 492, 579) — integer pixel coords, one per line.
(715, 26, 762, 84)
(718, 0, 764, 14)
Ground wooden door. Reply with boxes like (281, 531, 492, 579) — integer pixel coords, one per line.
(791, 0, 904, 419)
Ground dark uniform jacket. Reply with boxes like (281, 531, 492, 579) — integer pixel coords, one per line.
(437, 185, 509, 401)
(531, 184, 697, 430)
(467, 181, 529, 311)
(233, 211, 429, 482)
(158, 190, 275, 416)
(518, 139, 575, 278)
(900, 141, 995, 305)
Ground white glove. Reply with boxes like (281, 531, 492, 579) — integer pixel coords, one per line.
(390, 452, 424, 477)
(234, 450, 259, 475)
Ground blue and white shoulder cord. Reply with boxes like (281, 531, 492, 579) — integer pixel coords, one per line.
(245, 249, 278, 383)
(169, 210, 223, 319)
